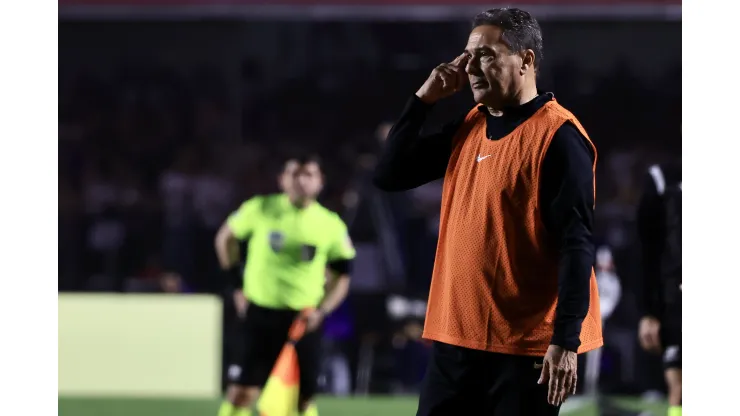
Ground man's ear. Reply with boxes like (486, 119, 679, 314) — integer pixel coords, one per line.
(520, 49, 536, 74)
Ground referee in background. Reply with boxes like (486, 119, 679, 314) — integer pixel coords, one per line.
(636, 161, 682, 416)
(215, 155, 356, 416)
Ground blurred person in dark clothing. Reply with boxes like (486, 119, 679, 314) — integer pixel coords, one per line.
(637, 162, 682, 416)
(124, 254, 186, 294)
(387, 295, 431, 393)
(585, 246, 622, 396)
(192, 154, 236, 294)
(59, 173, 85, 291)
(159, 148, 200, 289)
(374, 8, 602, 415)
(344, 122, 410, 290)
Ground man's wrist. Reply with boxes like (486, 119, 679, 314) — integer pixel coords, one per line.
(550, 342, 579, 353)
(414, 91, 437, 105)
(550, 329, 581, 352)
(223, 265, 242, 291)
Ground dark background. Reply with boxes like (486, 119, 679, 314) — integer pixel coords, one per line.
(58, 14, 680, 397)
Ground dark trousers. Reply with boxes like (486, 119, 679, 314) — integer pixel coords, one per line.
(417, 341, 561, 416)
(232, 303, 321, 398)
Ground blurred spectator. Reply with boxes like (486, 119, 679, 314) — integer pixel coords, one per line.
(585, 246, 623, 396)
(159, 147, 200, 289)
(124, 255, 187, 294)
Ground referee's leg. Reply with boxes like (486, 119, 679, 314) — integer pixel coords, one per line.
(219, 305, 286, 416)
(296, 326, 323, 416)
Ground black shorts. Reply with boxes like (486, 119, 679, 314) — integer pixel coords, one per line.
(417, 341, 560, 416)
(229, 303, 321, 398)
(660, 320, 682, 370)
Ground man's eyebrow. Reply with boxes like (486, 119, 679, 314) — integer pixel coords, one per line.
(466, 45, 495, 53)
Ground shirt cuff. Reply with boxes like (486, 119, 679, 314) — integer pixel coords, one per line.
(409, 94, 435, 110)
(550, 319, 584, 352)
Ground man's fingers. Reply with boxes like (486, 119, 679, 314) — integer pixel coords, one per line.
(439, 63, 464, 76)
(434, 66, 453, 84)
(436, 64, 454, 74)
(548, 376, 558, 405)
(437, 66, 458, 81)
(439, 71, 460, 91)
(551, 366, 574, 406)
(557, 368, 568, 405)
(548, 366, 559, 405)
(442, 76, 456, 91)
(450, 53, 467, 66)
(537, 360, 549, 384)
(560, 371, 577, 405)
(570, 374, 578, 395)
(435, 72, 451, 90)
(561, 372, 573, 402)
(436, 61, 469, 92)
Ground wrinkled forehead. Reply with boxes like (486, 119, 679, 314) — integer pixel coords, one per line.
(466, 25, 508, 52)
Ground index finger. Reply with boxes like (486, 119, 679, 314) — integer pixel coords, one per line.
(450, 53, 468, 67)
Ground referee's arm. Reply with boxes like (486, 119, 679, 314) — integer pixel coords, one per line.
(319, 223, 355, 316)
(541, 123, 597, 353)
(373, 96, 464, 191)
(215, 223, 243, 290)
(319, 260, 353, 317)
(215, 223, 240, 269)
(216, 199, 258, 291)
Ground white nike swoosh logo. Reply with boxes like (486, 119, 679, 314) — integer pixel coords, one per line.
(476, 154, 492, 162)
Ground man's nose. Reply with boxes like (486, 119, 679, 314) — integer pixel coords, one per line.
(465, 60, 477, 75)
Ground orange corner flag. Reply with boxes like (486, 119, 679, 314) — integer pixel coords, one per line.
(256, 309, 313, 416)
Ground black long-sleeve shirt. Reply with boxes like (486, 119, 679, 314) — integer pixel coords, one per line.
(637, 172, 665, 318)
(637, 163, 681, 320)
(373, 93, 596, 352)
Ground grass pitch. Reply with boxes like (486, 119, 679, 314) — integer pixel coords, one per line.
(59, 395, 667, 416)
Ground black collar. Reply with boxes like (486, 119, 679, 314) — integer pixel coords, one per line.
(476, 92, 555, 119)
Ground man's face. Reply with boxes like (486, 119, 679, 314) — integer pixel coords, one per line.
(279, 160, 299, 192)
(290, 161, 323, 201)
(464, 25, 527, 107)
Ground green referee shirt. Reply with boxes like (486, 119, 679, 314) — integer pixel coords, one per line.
(227, 194, 356, 310)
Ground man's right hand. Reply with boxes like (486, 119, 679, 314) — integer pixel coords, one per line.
(415, 53, 469, 104)
(233, 289, 248, 319)
(638, 316, 662, 354)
